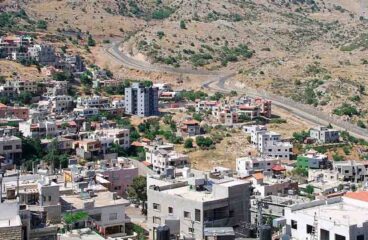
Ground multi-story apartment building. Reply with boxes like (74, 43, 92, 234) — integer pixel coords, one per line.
(244, 125, 293, 159)
(236, 156, 281, 177)
(0, 202, 22, 240)
(333, 160, 368, 182)
(282, 192, 368, 240)
(147, 170, 251, 239)
(236, 96, 272, 118)
(10, 79, 38, 94)
(19, 120, 58, 138)
(124, 82, 159, 117)
(310, 126, 340, 144)
(297, 149, 329, 169)
(0, 136, 22, 166)
(76, 96, 110, 109)
(73, 107, 99, 117)
(28, 44, 57, 65)
(96, 159, 138, 196)
(50, 95, 74, 113)
(60, 191, 129, 238)
(0, 103, 29, 120)
(146, 148, 189, 174)
(195, 100, 220, 113)
(94, 128, 130, 149)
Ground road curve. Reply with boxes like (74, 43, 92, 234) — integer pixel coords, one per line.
(104, 41, 368, 141)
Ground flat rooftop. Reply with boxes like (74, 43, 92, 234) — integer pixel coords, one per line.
(294, 197, 368, 226)
(61, 191, 129, 209)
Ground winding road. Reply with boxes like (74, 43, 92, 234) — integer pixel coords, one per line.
(104, 40, 368, 141)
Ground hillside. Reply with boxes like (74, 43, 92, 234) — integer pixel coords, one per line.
(1, 0, 368, 126)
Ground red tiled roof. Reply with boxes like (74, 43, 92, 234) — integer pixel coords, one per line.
(0, 103, 7, 108)
(143, 161, 152, 166)
(345, 191, 368, 202)
(252, 172, 264, 180)
(239, 105, 257, 110)
(272, 164, 286, 171)
(131, 141, 144, 147)
(182, 120, 199, 125)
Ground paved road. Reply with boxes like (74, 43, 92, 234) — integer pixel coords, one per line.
(105, 40, 368, 141)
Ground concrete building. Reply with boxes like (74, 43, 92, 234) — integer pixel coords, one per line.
(19, 120, 58, 138)
(146, 148, 189, 174)
(60, 191, 129, 238)
(50, 95, 74, 113)
(10, 79, 38, 94)
(195, 100, 220, 113)
(236, 156, 281, 177)
(310, 126, 340, 144)
(244, 126, 293, 160)
(96, 159, 138, 196)
(28, 44, 57, 65)
(0, 103, 29, 120)
(333, 160, 368, 182)
(0, 136, 22, 166)
(94, 128, 130, 149)
(282, 192, 368, 240)
(147, 170, 251, 239)
(248, 173, 298, 197)
(180, 119, 201, 136)
(296, 149, 329, 169)
(124, 83, 159, 117)
(77, 96, 110, 109)
(0, 202, 22, 240)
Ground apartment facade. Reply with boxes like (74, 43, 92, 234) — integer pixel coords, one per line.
(310, 126, 340, 144)
(236, 156, 281, 177)
(147, 173, 251, 239)
(124, 83, 159, 117)
(0, 136, 22, 165)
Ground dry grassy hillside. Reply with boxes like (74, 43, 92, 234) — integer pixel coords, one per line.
(1, 0, 368, 125)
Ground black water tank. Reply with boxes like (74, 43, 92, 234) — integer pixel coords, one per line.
(156, 225, 170, 240)
(259, 225, 272, 240)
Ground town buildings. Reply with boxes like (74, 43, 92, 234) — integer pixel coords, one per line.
(244, 125, 293, 160)
(0, 136, 22, 166)
(310, 126, 340, 144)
(124, 83, 159, 117)
(236, 156, 281, 177)
(147, 169, 251, 239)
(282, 192, 368, 240)
(296, 149, 329, 169)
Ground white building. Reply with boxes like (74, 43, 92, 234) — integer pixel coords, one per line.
(146, 148, 188, 174)
(333, 160, 368, 182)
(236, 156, 281, 177)
(283, 192, 368, 240)
(147, 170, 251, 239)
(76, 96, 110, 109)
(73, 107, 99, 118)
(310, 126, 340, 144)
(93, 128, 130, 150)
(19, 120, 58, 138)
(50, 95, 74, 113)
(0, 136, 22, 165)
(244, 125, 293, 159)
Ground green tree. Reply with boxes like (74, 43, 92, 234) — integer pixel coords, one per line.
(180, 20, 186, 29)
(305, 185, 314, 195)
(128, 176, 147, 214)
(16, 91, 32, 105)
(87, 35, 96, 47)
(63, 211, 88, 230)
(196, 136, 213, 149)
(184, 138, 194, 148)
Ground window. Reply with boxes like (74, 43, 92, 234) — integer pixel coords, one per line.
(153, 216, 161, 224)
(320, 229, 329, 240)
(357, 235, 364, 240)
(3, 145, 12, 150)
(109, 213, 118, 221)
(195, 209, 201, 222)
(335, 234, 345, 240)
(188, 227, 194, 233)
(48, 196, 51, 201)
(184, 211, 191, 219)
(168, 207, 173, 214)
(153, 203, 161, 211)
(90, 214, 101, 221)
(291, 220, 297, 229)
(306, 224, 314, 234)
